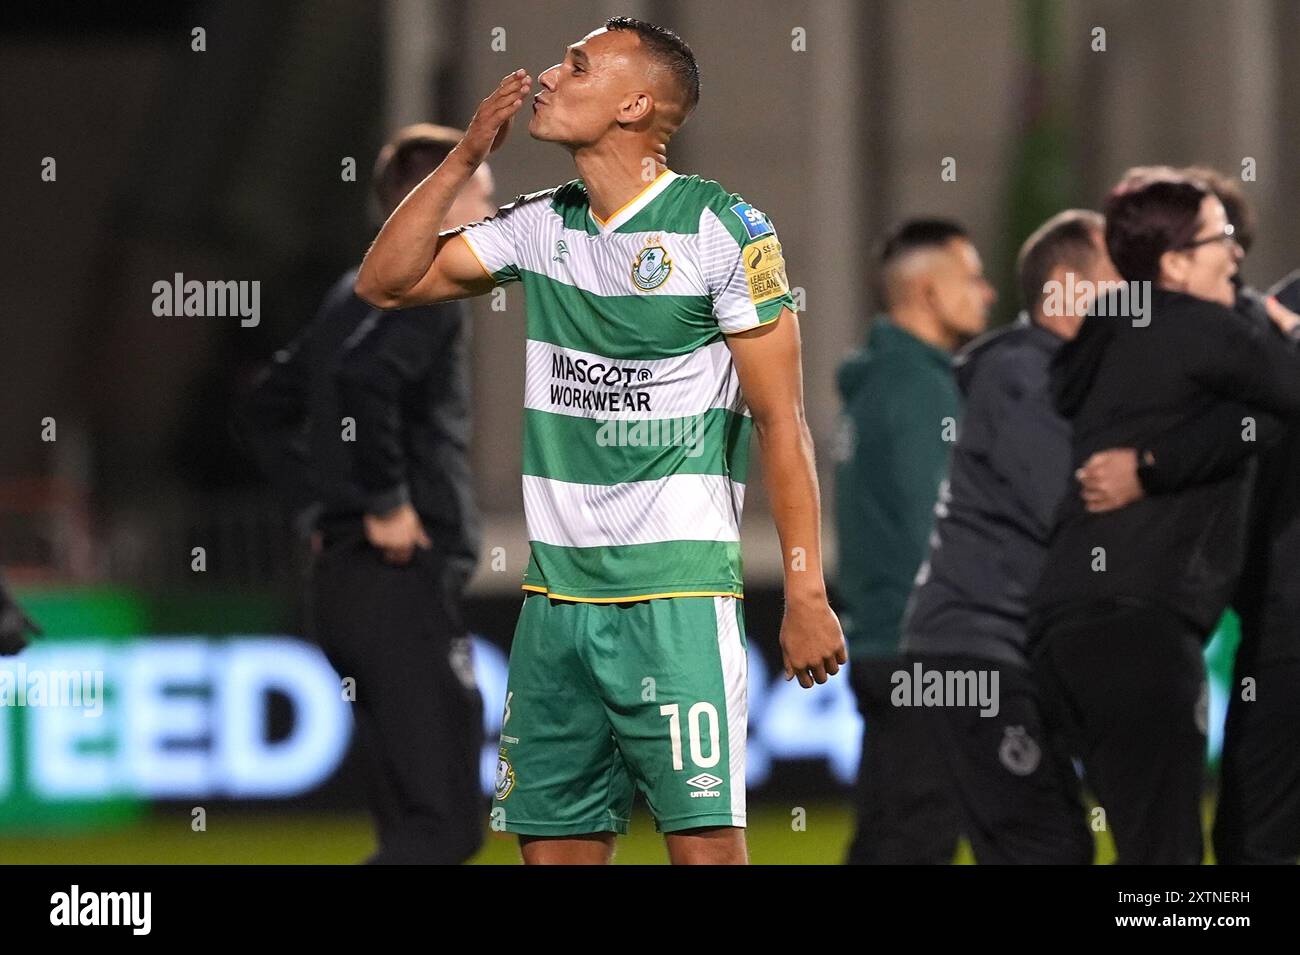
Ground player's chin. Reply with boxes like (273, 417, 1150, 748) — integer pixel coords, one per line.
(528, 118, 580, 148)
(526, 114, 554, 140)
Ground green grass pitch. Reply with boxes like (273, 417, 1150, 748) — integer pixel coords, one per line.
(0, 800, 1176, 864)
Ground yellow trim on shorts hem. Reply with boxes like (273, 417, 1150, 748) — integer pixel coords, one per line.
(520, 584, 744, 603)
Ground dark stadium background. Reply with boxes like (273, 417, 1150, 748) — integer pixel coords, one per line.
(2, 0, 1297, 863)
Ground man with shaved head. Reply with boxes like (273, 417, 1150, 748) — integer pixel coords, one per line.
(356, 18, 846, 864)
(835, 218, 993, 864)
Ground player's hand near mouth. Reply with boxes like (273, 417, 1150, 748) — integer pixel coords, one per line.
(457, 68, 533, 166)
(355, 70, 531, 309)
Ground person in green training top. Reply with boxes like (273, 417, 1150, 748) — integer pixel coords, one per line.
(835, 219, 994, 864)
(355, 18, 846, 865)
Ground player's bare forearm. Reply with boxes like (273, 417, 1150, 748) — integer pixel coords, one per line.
(355, 151, 479, 307)
(355, 69, 532, 308)
(754, 411, 828, 600)
(728, 309, 847, 687)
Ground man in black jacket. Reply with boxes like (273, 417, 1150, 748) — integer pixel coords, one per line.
(1071, 296, 1298, 864)
(900, 210, 1110, 864)
(1215, 271, 1300, 864)
(1028, 173, 1300, 864)
(239, 125, 495, 864)
(1067, 170, 1300, 864)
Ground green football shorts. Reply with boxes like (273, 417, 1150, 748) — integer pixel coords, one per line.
(492, 592, 748, 835)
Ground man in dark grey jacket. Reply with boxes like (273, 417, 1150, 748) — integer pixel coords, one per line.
(240, 125, 495, 864)
(900, 210, 1114, 863)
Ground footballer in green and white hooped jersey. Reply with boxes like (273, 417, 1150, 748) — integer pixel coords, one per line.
(355, 20, 848, 857)
(458, 169, 795, 835)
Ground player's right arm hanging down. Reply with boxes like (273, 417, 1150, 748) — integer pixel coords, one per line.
(355, 69, 533, 309)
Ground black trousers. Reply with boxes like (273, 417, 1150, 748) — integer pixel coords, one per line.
(915, 653, 1093, 864)
(1033, 605, 1207, 865)
(308, 532, 484, 864)
(845, 658, 963, 864)
(1214, 655, 1300, 864)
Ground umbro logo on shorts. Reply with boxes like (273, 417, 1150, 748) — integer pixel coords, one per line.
(686, 772, 722, 797)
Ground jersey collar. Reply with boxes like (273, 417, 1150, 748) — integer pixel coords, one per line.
(586, 169, 679, 235)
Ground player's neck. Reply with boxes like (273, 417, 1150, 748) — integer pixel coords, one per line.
(573, 141, 669, 223)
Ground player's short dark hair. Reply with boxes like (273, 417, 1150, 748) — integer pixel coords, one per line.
(1182, 165, 1255, 254)
(1017, 209, 1105, 313)
(605, 16, 700, 116)
(875, 218, 970, 309)
(1104, 173, 1208, 283)
(373, 123, 463, 213)
(879, 218, 970, 267)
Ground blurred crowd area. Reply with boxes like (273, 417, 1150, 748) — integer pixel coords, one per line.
(2, 0, 1299, 592)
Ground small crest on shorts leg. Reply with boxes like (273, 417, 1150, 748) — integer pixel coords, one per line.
(495, 749, 517, 801)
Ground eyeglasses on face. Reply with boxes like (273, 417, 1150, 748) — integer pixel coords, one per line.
(1176, 222, 1239, 251)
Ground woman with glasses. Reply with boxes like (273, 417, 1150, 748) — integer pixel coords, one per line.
(1027, 171, 1300, 864)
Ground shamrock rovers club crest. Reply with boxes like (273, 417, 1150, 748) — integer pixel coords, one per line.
(495, 750, 516, 801)
(631, 239, 672, 291)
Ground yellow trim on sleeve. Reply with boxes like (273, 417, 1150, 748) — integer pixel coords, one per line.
(456, 231, 496, 284)
(521, 583, 744, 603)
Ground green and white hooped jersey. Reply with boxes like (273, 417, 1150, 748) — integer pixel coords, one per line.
(455, 169, 796, 602)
